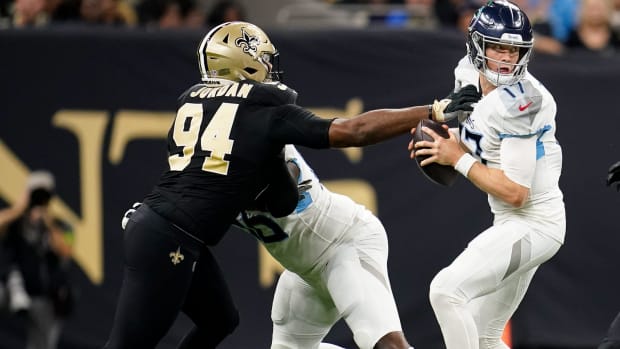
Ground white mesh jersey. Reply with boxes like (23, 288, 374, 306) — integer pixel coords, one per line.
(453, 56, 565, 243)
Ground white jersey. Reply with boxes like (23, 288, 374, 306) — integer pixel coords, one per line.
(453, 56, 565, 243)
(235, 145, 366, 277)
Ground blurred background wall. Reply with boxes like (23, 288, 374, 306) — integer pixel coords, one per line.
(1, 1, 620, 348)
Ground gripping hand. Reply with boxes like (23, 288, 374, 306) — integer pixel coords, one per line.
(432, 85, 481, 122)
(607, 161, 620, 191)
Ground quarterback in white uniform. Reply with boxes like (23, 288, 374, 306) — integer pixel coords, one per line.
(235, 145, 412, 349)
(410, 1, 565, 349)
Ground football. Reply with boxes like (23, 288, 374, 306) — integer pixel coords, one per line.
(412, 119, 459, 187)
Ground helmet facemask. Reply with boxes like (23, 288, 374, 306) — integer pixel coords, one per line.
(252, 49, 282, 83)
(468, 31, 533, 86)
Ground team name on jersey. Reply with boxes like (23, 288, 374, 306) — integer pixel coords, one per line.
(189, 82, 254, 99)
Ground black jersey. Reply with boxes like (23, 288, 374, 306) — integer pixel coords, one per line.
(143, 80, 333, 245)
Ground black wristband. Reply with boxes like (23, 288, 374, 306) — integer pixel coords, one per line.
(428, 104, 433, 119)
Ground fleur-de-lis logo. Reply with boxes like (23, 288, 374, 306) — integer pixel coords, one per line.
(169, 246, 184, 265)
(235, 28, 260, 56)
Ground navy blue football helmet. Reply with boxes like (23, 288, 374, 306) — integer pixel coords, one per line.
(467, 1, 534, 86)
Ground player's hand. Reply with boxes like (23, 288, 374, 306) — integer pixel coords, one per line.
(121, 202, 142, 230)
(607, 161, 620, 191)
(412, 124, 464, 167)
(432, 85, 481, 122)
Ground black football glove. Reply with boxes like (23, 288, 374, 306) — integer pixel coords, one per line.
(607, 161, 620, 191)
(432, 84, 482, 122)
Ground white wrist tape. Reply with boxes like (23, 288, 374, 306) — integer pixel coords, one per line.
(454, 153, 476, 177)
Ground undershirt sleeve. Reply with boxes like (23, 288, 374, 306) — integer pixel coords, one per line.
(500, 135, 537, 188)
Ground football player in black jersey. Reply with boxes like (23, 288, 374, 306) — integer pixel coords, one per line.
(103, 21, 480, 349)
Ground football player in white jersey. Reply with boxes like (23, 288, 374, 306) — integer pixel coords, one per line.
(409, 1, 565, 349)
(234, 144, 413, 349)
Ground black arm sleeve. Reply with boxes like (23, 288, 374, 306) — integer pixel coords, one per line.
(255, 151, 299, 218)
(269, 104, 333, 149)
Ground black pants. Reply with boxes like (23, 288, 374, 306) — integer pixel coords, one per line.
(103, 205, 239, 349)
(600, 311, 620, 349)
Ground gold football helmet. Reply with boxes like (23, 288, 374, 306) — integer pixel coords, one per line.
(197, 21, 281, 82)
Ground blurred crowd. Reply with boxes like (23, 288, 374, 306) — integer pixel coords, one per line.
(332, 0, 620, 55)
(1, 0, 619, 56)
(0, 0, 618, 50)
(0, 0, 245, 29)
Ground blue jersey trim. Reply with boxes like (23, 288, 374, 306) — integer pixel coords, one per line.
(295, 192, 313, 213)
(288, 158, 313, 213)
(498, 124, 551, 140)
(502, 87, 516, 98)
(498, 125, 551, 160)
(536, 139, 545, 160)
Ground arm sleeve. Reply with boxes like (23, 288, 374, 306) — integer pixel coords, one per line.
(260, 151, 299, 218)
(251, 148, 298, 217)
(500, 136, 537, 188)
(269, 104, 333, 149)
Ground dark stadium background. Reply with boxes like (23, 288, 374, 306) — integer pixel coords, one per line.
(0, 26, 619, 349)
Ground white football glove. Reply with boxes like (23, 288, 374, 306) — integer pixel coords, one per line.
(121, 202, 142, 230)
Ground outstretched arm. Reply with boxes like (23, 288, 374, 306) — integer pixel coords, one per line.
(328, 86, 480, 147)
(328, 105, 430, 147)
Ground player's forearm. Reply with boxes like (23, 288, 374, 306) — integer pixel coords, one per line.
(329, 106, 429, 147)
(466, 164, 529, 207)
(0, 205, 25, 234)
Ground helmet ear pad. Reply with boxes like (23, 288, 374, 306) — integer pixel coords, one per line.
(466, 32, 484, 73)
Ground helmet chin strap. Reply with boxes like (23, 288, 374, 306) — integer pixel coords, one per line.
(483, 68, 517, 86)
(481, 56, 527, 86)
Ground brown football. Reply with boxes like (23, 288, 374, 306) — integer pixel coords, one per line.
(412, 119, 459, 187)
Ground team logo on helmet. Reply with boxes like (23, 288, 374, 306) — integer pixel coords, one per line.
(235, 28, 260, 56)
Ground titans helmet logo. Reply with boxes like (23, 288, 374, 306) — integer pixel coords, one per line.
(235, 28, 260, 56)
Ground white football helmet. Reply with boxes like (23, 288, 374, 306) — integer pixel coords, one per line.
(197, 21, 281, 83)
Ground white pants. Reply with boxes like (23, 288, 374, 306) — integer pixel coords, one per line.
(270, 211, 402, 349)
(429, 218, 562, 349)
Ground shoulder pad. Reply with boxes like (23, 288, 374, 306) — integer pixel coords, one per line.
(250, 81, 298, 105)
(491, 79, 547, 136)
(454, 56, 479, 91)
(177, 83, 205, 102)
(497, 80, 543, 119)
